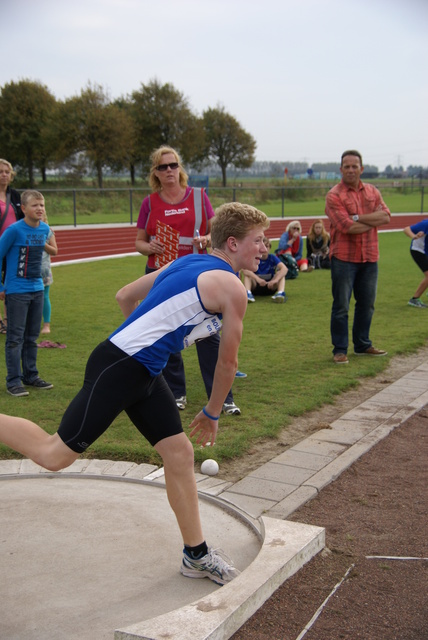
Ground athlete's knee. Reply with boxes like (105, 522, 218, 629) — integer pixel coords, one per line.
(157, 434, 194, 470)
(37, 435, 79, 472)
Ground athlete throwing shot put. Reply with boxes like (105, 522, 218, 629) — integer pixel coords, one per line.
(0, 202, 269, 585)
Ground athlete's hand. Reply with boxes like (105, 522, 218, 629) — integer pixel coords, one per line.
(189, 411, 218, 448)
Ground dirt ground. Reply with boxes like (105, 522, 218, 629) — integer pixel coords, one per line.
(220, 345, 428, 483)
(228, 349, 428, 640)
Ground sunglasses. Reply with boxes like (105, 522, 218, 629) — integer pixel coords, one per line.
(156, 162, 179, 172)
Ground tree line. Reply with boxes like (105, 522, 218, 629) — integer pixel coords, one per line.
(0, 79, 256, 188)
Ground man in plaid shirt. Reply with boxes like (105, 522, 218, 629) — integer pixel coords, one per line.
(325, 150, 391, 365)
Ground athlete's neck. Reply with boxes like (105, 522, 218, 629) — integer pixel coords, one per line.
(211, 248, 234, 270)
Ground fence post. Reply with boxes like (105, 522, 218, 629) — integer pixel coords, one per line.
(232, 188, 236, 202)
(421, 186, 424, 214)
(129, 189, 133, 224)
(73, 190, 77, 227)
(281, 187, 285, 218)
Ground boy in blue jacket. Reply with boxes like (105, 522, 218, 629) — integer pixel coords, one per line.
(0, 190, 53, 396)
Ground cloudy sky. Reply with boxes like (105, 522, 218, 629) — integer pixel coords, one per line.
(3, 0, 428, 170)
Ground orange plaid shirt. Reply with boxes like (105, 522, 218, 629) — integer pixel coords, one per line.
(325, 180, 391, 263)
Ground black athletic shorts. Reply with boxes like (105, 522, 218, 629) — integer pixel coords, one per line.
(57, 340, 183, 453)
(411, 249, 428, 273)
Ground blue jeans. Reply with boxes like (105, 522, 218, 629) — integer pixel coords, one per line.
(5, 291, 44, 388)
(330, 257, 378, 355)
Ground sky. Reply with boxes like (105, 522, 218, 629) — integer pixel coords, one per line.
(3, 0, 428, 171)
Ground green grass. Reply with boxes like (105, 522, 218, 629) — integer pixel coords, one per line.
(0, 231, 426, 467)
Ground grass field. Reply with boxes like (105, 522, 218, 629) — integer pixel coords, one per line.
(0, 231, 427, 468)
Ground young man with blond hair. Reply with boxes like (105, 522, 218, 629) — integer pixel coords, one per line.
(0, 202, 269, 585)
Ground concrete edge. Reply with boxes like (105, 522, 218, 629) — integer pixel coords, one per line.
(114, 516, 325, 640)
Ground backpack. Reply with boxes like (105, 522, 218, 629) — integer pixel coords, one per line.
(275, 251, 299, 279)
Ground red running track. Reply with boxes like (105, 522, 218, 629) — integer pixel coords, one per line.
(51, 215, 422, 264)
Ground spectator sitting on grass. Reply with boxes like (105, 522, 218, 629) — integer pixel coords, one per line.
(278, 220, 313, 272)
(242, 237, 288, 303)
(306, 219, 331, 269)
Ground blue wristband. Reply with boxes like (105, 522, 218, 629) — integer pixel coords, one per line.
(202, 406, 220, 421)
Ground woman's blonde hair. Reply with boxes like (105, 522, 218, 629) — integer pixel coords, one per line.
(286, 220, 302, 234)
(0, 159, 16, 181)
(148, 146, 188, 192)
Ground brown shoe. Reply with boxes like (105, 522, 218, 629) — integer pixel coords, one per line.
(355, 346, 387, 356)
(333, 353, 349, 364)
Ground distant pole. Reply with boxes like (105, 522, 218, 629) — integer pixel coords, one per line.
(73, 190, 77, 227)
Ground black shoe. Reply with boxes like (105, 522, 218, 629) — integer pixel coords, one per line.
(7, 386, 29, 397)
(23, 378, 53, 389)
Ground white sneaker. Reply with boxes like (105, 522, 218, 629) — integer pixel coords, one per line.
(180, 547, 240, 585)
(175, 396, 187, 410)
(222, 402, 241, 416)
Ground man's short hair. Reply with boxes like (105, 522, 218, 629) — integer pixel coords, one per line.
(211, 202, 269, 249)
(341, 150, 363, 166)
(21, 190, 44, 207)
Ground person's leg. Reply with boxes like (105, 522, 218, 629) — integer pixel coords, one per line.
(162, 352, 187, 399)
(41, 285, 51, 333)
(243, 274, 254, 291)
(126, 370, 240, 583)
(1, 340, 133, 470)
(353, 261, 378, 353)
(413, 273, 428, 299)
(410, 250, 428, 299)
(196, 334, 234, 404)
(22, 291, 44, 384)
(0, 415, 78, 470)
(275, 275, 286, 294)
(155, 433, 204, 546)
(5, 293, 29, 389)
(330, 258, 356, 355)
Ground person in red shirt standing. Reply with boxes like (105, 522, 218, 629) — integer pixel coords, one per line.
(325, 150, 390, 365)
(135, 146, 241, 414)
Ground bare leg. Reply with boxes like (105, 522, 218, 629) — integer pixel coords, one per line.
(0, 413, 79, 471)
(413, 271, 428, 299)
(276, 275, 286, 294)
(155, 433, 204, 547)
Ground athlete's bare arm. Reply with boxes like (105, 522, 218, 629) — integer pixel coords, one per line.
(116, 264, 169, 318)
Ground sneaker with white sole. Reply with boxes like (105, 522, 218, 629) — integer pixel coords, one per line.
(7, 385, 29, 397)
(23, 378, 53, 389)
(272, 291, 286, 303)
(408, 298, 428, 308)
(235, 370, 247, 379)
(175, 396, 187, 410)
(223, 402, 241, 415)
(247, 291, 255, 303)
(180, 547, 241, 585)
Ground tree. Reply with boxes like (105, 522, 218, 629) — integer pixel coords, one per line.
(131, 79, 205, 174)
(202, 106, 256, 186)
(113, 96, 140, 185)
(60, 83, 131, 188)
(0, 80, 57, 186)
